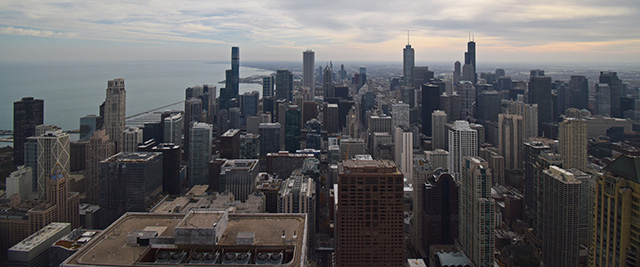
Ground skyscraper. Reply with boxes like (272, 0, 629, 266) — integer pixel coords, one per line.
(590, 155, 640, 266)
(392, 102, 410, 129)
(448, 121, 478, 179)
(24, 131, 70, 200)
(104, 78, 126, 152)
(262, 75, 274, 98)
(188, 123, 212, 186)
(558, 118, 587, 171)
(259, 123, 281, 158)
(13, 97, 44, 166)
(541, 166, 581, 267)
(275, 69, 293, 101)
(457, 81, 475, 120)
(596, 83, 611, 116)
(285, 106, 301, 152)
(394, 126, 413, 181)
(600, 71, 623, 118)
(498, 113, 524, 170)
(568, 75, 589, 110)
(121, 127, 142, 152)
(464, 39, 477, 84)
(336, 160, 404, 267)
(219, 159, 259, 202)
(422, 84, 440, 136)
(323, 65, 334, 98)
(303, 50, 315, 95)
(458, 157, 494, 267)
(528, 73, 553, 136)
(432, 110, 448, 150)
(421, 171, 459, 254)
(403, 41, 415, 87)
(85, 130, 115, 204)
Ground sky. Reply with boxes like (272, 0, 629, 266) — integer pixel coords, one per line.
(1, 0, 639, 63)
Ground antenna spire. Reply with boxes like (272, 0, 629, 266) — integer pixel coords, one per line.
(407, 30, 410, 45)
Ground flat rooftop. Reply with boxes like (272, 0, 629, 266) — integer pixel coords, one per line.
(10, 222, 70, 251)
(178, 211, 224, 228)
(103, 152, 160, 163)
(340, 159, 401, 174)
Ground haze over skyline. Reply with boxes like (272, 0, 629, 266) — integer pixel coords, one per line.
(1, 0, 639, 63)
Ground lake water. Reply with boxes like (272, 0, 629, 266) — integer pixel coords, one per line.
(0, 61, 274, 131)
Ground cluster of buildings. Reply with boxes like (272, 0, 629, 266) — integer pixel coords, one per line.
(2, 39, 640, 267)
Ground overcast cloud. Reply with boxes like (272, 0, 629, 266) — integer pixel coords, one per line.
(0, 0, 638, 63)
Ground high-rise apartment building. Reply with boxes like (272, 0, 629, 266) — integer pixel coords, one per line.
(499, 114, 524, 170)
(85, 130, 115, 204)
(458, 157, 494, 267)
(188, 123, 212, 186)
(303, 50, 315, 95)
(541, 165, 581, 267)
(559, 118, 587, 171)
(336, 160, 404, 267)
(13, 97, 44, 166)
(24, 131, 70, 200)
(448, 121, 478, 179)
(104, 78, 126, 152)
(278, 171, 316, 251)
(432, 110, 448, 150)
(163, 113, 183, 146)
(403, 43, 415, 87)
(98, 152, 162, 228)
(590, 155, 640, 266)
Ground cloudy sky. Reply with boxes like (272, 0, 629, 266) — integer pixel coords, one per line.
(1, 0, 639, 63)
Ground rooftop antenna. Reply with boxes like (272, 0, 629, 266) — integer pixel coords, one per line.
(407, 30, 410, 45)
(469, 32, 471, 42)
(472, 33, 475, 42)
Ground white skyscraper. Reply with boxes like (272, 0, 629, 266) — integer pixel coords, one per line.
(498, 113, 524, 170)
(448, 120, 478, 179)
(394, 126, 413, 181)
(121, 127, 143, 152)
(303, 50, 315, 95)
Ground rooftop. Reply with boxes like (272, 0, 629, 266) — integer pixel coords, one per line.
(10, 222, 70, 251)
(222, 128, 241, 137)
(103, 152, 160, 163)
(340, 159, 401, 174)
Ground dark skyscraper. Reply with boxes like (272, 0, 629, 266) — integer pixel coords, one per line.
(599, 71, 623, 118)
(221, 47, 240, 110)
(13, 97, 44, 166)
(403, 41, 415, 87)
(569, 75, 589, 110)
(285, 107, 301, 152)
(528, 72, 553, 137)
(275, 69, 293, 101)
(421, 84, 440, 136)
(465, 39, 477, 84)
(422, 172, 459, 253)
(183, 97, 203, 161)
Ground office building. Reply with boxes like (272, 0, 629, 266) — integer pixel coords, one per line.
(79, 114, 101, 140)
(369, 115, 393, 134)
(457, 81, 475, 120)
(459, 157, 494, 267)
(183, 97, 203, 160)
(465, 39, 476, 84)
(404, 42, 415, 87)
(392, 102, 410, 129)
(558, 118, 587, 171)
(188, 123, 212, 186)
(476, 91, 501, 123)
(541, 166, 581, 267)
(239, 133, 260, 159)
(589, 155, 640, 266)
(61, 211, 308, 267)
(104, 79, 126, 152)
(596, 83, 612, 117)
(528, 74, 553, 136)
(303, 50, 315, 95)
(7, 222, 71, 267)
(285, 106, 301, 152)
(568, 75, 589, 110)
(426, 149, 450, 170)
(266, 151, 313, 180)
(220, 128, 241, 159)
(323, 64, 334, 97)
(414, 66, 434, 90)
(152, 143, 182, 195)
(98, 152, 162, 227)
(6, 166, 33, 200)
(219, 159, 259, 202)
(499, 114, 524, 170)
(479, 147, 505, 185)
(275, 69, 293, 101)
(121, 127, 143, 152)
(600, 71, 623, 118)
(85, 130, 116, 204)
(262, 75, 274, 98)
(240, 90, 259, 117)
(432, 110, 447, 150)
(163, 112, 183, 146)
(422, 84, 440, 136)
(24, 130, 70, 200)
(339, 138, 365, 160)
(448, 121, 478, 179)
(14, 97, 44, 166)
(259, 123, 281, 158)
(324, 103, 340, 134)
(421, 171, 459, 254)
(336, 160, 404, 267)
(395, 126, 414, 181)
